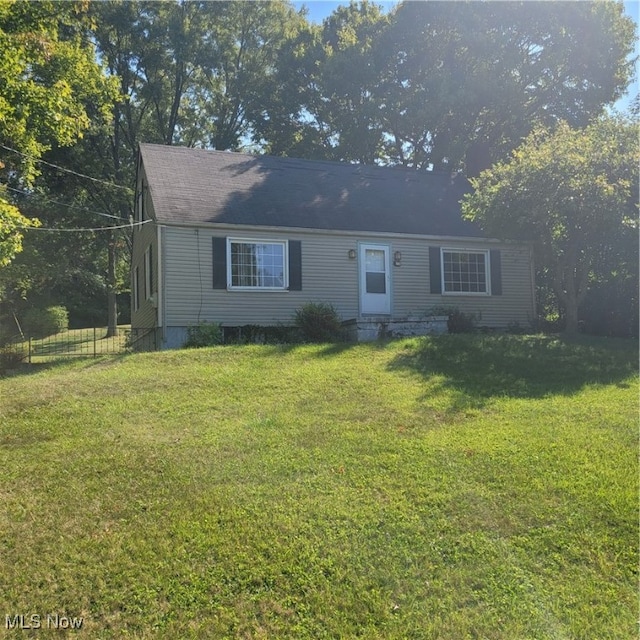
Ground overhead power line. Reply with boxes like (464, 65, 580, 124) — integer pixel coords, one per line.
(21, 219, 151, 233)
(0, 144, 135, 193)
(4, 185, 126, 220)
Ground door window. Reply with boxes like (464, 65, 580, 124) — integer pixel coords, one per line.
(365, 248, 386, 294)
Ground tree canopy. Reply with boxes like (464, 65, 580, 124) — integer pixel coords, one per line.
(0, 0, 117, 268)
(461, 116, 639, 333)
(0, 0, 637, 332)
(261, 0, 636, 170)
(373, 0, 636, 170)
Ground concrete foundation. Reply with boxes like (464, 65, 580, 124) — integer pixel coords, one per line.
(342, 316, 448, 342)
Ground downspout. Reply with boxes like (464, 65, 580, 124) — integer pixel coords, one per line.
(157, 224, 164, 348)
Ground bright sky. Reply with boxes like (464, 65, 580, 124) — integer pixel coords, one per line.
(293, 0, 639, 113)
(294, 0, 395, 22)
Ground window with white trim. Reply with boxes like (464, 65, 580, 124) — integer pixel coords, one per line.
(441, 249, 489, 294)
(144, 246, 153, 299)
(133, 266, 140, 311)
(228, 239, 287, 289)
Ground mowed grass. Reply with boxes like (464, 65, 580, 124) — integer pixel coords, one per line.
(0, 335, 637, 639)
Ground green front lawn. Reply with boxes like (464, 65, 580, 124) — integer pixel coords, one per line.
(0, 335, 637, 638)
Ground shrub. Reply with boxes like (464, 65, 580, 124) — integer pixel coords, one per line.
(223, 324, 302, 345)
(506, 320, 528, 335)
(294, 302, 343, 342)
(579, 279, 639, 338)
(232, 324, 266, 345)
(184, 321, 223, 348)
(262, 325, 303, 344)
(22, 306, 69, 339)
(429, 306, 476, 333)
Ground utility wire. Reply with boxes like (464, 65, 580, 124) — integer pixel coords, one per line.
(21, 219, 151, 233)
(4, 185, 126, 220)
(0, 144, 135, 193)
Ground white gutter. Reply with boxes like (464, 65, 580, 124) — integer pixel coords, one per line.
(156, 224, 164, 329)
(152, 219, 517, 246)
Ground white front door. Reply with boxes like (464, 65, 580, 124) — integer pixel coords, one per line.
(359, 243, 391, 315)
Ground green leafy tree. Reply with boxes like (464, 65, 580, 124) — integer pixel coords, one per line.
(16, 0, 302, 333)
(89, 0, 304, 151)
(187, 0, 306, 151)
(8, 145, 133, 331)
(257, 1, 389, 162)
(462, 117, 639, 334)
(376, 0, 636, 170)
(0, 0, 117, 267)
(85, 0, 302, 335)
(0, 192, 39, 268)
(260, 1, 635, 170)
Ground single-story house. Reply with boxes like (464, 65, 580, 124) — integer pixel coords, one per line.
(131, 143, 535, 348)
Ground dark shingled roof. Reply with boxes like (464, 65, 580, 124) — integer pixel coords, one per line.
(139, 143, 483, 238)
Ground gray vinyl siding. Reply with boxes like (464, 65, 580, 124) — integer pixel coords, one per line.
(131, 166, 159, 330)
(161, 225, 535, 330)
(423, 243, 535, 328)
(163, 226, 360, 326)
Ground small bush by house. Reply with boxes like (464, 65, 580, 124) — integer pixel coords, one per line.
(429, 306, 476, 333)
(294, 302, 343, 343)
(222, 324, 302, 345)
(184, 321, 223, 348)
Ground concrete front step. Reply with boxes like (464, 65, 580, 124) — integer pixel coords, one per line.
(342, 316, 448, 342)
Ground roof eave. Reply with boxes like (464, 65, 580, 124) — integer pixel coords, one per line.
(152, 218, 522, 245)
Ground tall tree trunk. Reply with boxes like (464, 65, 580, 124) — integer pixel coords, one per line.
(563, 296, 580, 335)
(106, 231, 118, 337)
(553, 245, 587, 335)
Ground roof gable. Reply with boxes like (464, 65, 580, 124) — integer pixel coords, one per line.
(139, 143, 483, 238)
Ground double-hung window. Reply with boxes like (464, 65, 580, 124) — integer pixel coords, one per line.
(133, 266, 140, 311)
(228, 239, 288, 290)
(144, 246, 153, 299)
(441, 249, 489, 294)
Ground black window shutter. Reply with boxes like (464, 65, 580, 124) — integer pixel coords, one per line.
(490, 249, 502, 295)
(212, 237, 227, 289)
(429, 246, 442, 294)
(288, 240, 302, 291)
